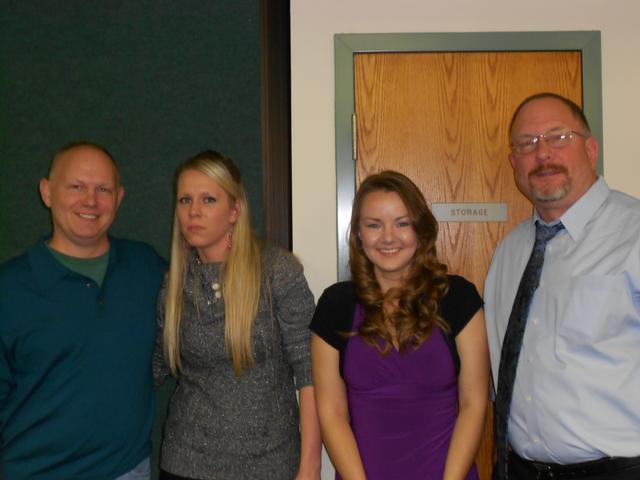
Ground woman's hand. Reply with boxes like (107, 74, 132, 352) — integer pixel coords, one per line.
(297, 385, 322, 480)
(295, 465, 322, 480)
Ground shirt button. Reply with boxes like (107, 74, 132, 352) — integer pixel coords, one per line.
(533, 436, 540, 443)
(532, 318, 539, 326)
(526, 395, 532, 402)
(86, 282, 92, 288)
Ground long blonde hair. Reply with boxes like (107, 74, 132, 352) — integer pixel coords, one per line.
(164, 150, 262, 376)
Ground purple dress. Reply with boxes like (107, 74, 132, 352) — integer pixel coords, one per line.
(339, 304, 479, 480)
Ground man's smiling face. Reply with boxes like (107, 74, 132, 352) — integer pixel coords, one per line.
(40, 145, 124, 257)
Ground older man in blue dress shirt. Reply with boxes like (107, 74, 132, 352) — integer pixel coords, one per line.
(484, 92, 640, 479)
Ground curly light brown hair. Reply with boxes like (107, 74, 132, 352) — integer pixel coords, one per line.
(349, 170, 449, 355)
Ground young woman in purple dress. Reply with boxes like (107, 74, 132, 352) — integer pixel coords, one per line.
(311, 171, 489, 480)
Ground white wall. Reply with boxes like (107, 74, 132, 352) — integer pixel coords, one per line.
(290, 1, 640, 477)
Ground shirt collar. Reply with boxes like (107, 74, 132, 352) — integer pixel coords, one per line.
(28, 236, 67, 291)
(28, 235, 120, 291)
(533, 176, 609, 242)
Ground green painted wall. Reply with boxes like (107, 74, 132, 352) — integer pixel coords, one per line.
(0, 1, 262, 263)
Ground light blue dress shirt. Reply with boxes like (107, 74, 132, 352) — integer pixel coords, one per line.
(485, 177, 640, 463)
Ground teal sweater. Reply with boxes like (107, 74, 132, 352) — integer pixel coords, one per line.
(0, 237, 166, 480)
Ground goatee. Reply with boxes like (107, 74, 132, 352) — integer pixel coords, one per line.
(528, 163, 571, 203)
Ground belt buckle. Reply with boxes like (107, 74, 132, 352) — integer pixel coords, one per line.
(530, 460, 555, 479)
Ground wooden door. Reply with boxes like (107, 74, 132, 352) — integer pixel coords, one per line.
(354, 50, 582, 479)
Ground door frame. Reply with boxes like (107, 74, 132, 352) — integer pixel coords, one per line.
(334, 31, 602, 280)
(261, 0, 292, 250)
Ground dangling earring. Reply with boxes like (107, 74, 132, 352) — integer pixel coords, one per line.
(226, 228, 234, 250)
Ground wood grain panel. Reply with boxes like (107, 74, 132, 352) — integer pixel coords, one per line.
(355, 50, 582, 480)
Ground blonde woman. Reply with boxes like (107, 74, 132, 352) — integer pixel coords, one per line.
(154, 150, 321, 480)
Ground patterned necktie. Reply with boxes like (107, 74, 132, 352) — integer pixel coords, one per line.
(494, 221, 565, 480)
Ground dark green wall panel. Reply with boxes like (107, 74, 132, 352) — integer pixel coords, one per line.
(0, 1, 262, 262)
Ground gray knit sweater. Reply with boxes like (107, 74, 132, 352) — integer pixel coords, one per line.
(153, 245, 315, 480)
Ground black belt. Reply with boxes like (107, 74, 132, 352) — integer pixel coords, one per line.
(509, 451, 640, 479)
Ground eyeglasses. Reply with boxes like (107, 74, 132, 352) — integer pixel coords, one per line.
(511, 127, 589, 155)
